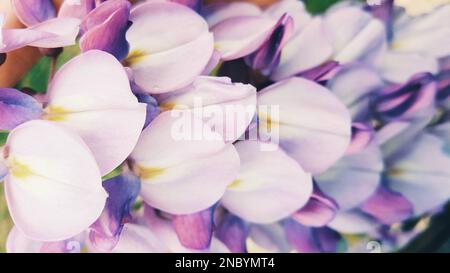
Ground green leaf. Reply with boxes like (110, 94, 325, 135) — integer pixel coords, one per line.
(102, 166, 122, 181)
(303, 0, 342, 14)
(0, 131, 9, 146)
(15, 44, 81, 93)
(56, 44, 81, 70)
(15, 56, 51, 93)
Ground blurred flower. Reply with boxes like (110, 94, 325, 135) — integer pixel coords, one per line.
(395, 0, 450, 16)
(222, 140, 313, 224)
(372, 72, 436, 122)
(377, 3, 450, 82)
(257, 77, 352, 174)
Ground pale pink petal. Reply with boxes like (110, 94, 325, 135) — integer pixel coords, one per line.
(212, 15, 277, 61)
(222, 140, 313, 224)
(315, 142, 383, 210)
(258, 77, 352, 174)
(203, 2, 262, 27)
(4, 120, 107, 241)
(112, 224, 167, 253)
(271, 18, 334, 81)
(126, 2, 214, 93)
(27, 17, 81, 48)
(376, 51, 439, 83)
(159, 76, 256, 142)
(45, 50, 146, 175)
(131, 111, 240, 214)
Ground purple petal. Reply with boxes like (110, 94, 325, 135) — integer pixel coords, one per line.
(440, 56, 450, 71)
(0, 88, 43, 130)
(216, 212, 248, 253)
(264, 0, 311, 31)
(315, 142, 383, 210)
(386, 132, 450, 215)
(80, 0, 131, 60)
(11, 0, 56, 27)
(324, 5, 387, 65)
(364, 0, 393, 40)
(171, 0, 201, 12)
(298, 61, 340, 82)
(436, 70, 450, 103)
(172, 206, 215, 250)
(133, 92, 160, 128)
(88, 173, 141, 252)
(284, 219, 341, 253)
(271, 18, 334, 81)
(374, 72, 436, 121)
(245, 13, 294, 75)
(59, 0, 97, 20)
(327, 63, 383, 121)
(314, 227, 341, 253)
(291, 184, 338, 227)
(284, 219, 318, 252)
(360, 185, 413, 225)
(346, 123, 374, 155)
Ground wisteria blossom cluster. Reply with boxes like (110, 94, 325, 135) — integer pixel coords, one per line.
(0, 0, 449, 253)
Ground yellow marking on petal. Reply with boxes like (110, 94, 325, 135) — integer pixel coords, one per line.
(341, 234, 366, 248)
(43, 105, 68, 121)
(123, 49, 147, 67)
(415, 216, 431, 232)
(258, 112, 278, 132)
(213, 43, 221, 51)
(391, 41, 404, 50)
(228, 179, 242, 189)
(139, 166, 165, 180)
(8, 158, 33, 178)
(387, 168, 404, 177)
(246, 237, 270, 253)
(159, 102, 177, 111)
